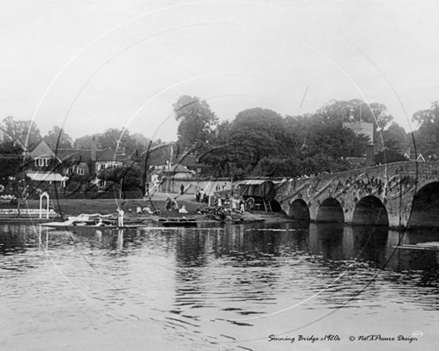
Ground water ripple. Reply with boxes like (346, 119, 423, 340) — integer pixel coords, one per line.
(0, 223, 437, 350)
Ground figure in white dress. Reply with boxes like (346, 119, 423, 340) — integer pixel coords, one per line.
(117, 207, 124, 227)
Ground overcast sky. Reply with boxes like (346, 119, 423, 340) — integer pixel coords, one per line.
(1, 0, 438, 142)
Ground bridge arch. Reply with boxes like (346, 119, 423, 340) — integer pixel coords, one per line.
(289, 199, 310, 222)
(269, 199, 282, 213)
(352, 196, 388, 226)
(408, 181, 439, 228)
(316, 198, 344, 223)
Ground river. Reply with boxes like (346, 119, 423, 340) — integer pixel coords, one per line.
(0, 222, 438, 351)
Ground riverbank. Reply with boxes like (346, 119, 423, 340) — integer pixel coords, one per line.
(51, 194, 208, 217)
(8, 193, 290, 223)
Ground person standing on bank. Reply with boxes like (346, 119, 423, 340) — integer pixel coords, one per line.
(165, 197, 172, 211)
(117, 207, 124, 227)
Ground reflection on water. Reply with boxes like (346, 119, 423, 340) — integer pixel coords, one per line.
(0, 222, 438, 351)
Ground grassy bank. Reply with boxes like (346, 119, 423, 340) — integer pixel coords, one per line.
(23, 193, 209, 217)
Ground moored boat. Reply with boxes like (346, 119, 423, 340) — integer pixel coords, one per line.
(42, 213, 147, 230)
(158, 217, 198, 227)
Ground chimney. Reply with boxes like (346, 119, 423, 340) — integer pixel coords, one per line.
(91, 137, 96, 162)
(365, 144, 374, 167)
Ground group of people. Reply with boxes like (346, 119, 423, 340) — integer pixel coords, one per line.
(116, 201, 157, 227)
(195, 189, 208, 203)
(165, 197, 179, 211)
(164, 196, 189, 213)
(136, 206, 154, 214)
(230, 196, 246, 213)
(214, 194, 246, 213)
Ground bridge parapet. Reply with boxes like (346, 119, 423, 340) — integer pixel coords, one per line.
(275, 161, 438, 228)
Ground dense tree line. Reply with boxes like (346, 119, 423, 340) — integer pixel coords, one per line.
(0, 98, 437, 191)
(411, 101, 439, 157)
(172, 96, 439, 179)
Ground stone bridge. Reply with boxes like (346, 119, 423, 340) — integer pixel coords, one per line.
(274, 161, 438, 228)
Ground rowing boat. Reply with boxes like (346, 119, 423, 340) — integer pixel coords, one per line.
(41, 222, 144, 230)
(394, 241, 439, 251)
(158, 217, 198, 227)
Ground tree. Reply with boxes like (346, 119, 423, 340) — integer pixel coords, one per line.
(230, 108, 292, 157)
(73, 134, 101, 149)
(381, 122, 407, 154)
(196, 108, 295, 178)
(198, 104, 370, 178)
(317, 99, 393, 130)
(97, 163, 142, 191)
(316, 99, 393, 151)
(411, 101, 439, 157)
(0, 142, 25, 186)
(43, 126, 73, 149)
(358, 102, 393, 131)
(0, 116, 42, 147)
(132, 133, 150, 147)
(196, 121, 234, 176)
(375, 149, 408, 165)
(131, 133, 150, 154)
(173, 96, 218, 150)
(99, 128, 137, 154)
(74, 129, 138, 153)
(0, 141, 35, 215)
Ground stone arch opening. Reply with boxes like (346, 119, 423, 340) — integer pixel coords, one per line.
(352, 196, 388, 226)
(269, 199, 282, 213)
(316, 198, 344, 223)
(289, 199, 310, 222)
(408, 182, 439, 228)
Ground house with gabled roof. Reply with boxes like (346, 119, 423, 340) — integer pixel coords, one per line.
(25, 140, 68, 183)
(24, 139, 130, 186)
(29, 140, 57, 167)
(55, 149, 93, 177)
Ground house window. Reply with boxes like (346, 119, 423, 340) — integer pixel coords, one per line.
(77, 168, 84, 175)
(38, 158, 45, 167)
(45, 158, 49, 167)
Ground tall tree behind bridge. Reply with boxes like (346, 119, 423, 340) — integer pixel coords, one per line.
(381, 122, 408, 154)
(317, 99, 393, 151)
(199, 106, 369, 178)
(411, 101, 439, 157)
(197, 108, 295, 178)
(317, 99, 393, 129)
(173, 96, 218, 151)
